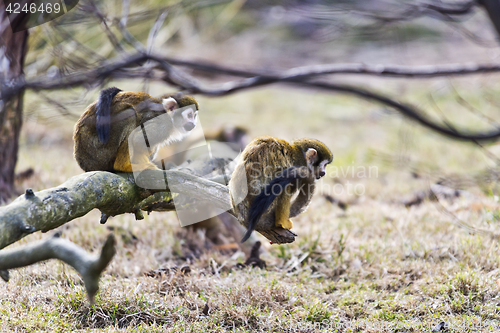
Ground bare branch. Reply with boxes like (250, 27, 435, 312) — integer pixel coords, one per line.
(0, 163, 296, 248)
(0, 233, 116, 303)
(147, 11, 168, 54)
(4, 53, 500, 143)
(294, 1, 478, 26)
(0, 168, 226, 249)
(52, 25, 107, 64)
(35, 91, 79, 119)
(163, 58, 500, 79)
(478, 0, 500, 38)
(116, 20, 147, 53)
(82, 0, 125, 53)
(149, 57, 500, 142)
(423, 1, 477, 17)
(13, 53, 500, 96)
(120, 0, 130, 27)
(0, 172, 139, 250)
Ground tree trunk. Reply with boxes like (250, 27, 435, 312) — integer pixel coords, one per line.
(0, 5, 29, 202)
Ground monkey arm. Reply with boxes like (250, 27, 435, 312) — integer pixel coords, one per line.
(125, 116, 174, 172)
(113, 128, 158, 172)
(289, 180, 316, 218)
(274, 186, 293, 229)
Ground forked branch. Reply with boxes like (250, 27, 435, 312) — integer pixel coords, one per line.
(0, 233, 116, 303)
(0, 165, 297, 251)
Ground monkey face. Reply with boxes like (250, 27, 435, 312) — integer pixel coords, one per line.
(315, 160, 330, 179)
(305, 148, 330, 179)
(170, 106, 198, 134)
(181, 108, 198, 132)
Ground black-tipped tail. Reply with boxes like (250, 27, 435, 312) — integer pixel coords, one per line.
(241, 167, 304, 243)
(96, 87, 122, 144)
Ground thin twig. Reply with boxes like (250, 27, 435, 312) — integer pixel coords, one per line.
(147, 11, 168, 55)
(84, 0, 125, 53)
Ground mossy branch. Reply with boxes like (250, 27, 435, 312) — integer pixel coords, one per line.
(0, 166, 296, 249)
(0, 233, 116, 303)
(0, 161, 296, 299)
(0, 169, 232, 250)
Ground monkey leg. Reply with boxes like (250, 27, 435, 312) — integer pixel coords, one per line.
(275, 190, 293, 229)
(284, 219, 294, 229)
(125, 129, 163, 172)
(114, 140, 159, 172)
(114, 141, 133, 172)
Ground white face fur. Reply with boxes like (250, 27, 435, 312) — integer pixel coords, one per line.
(162, 97, 198, 135)
(305, 148, 330, 180)
(179, 107, 198, 134)
(162, 97, 178, 111)
(317, 159, 329, 179)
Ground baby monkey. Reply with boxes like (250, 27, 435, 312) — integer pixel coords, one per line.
(74, 87, 199, 173)
(229, 136, 333, 242)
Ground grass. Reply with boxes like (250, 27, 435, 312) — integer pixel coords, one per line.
(2, 86, 500, 332)
(4, 11, 500, 330)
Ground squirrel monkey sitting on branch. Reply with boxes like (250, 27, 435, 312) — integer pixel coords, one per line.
(74, 87, 199, 173)
(229, 136, 333, 243)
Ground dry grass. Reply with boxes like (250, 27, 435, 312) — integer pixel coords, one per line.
(4, 12, 500, 329)
(2, 85, 500, 332)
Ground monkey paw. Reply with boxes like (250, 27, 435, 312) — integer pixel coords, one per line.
(277, 219, 293, 230)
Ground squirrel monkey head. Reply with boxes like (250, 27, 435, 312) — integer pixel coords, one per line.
(295, 139, 333, 180)
(162, 95, 199, 134)
(304, 148, 330, 180)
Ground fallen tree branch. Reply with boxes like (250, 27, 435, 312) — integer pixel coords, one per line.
(0, 233, 116, 303)
(0, 171, 139, 249)
(0, 160, 296, 303)
(0, 169, 220, 249)
(0, 167, 297, 250)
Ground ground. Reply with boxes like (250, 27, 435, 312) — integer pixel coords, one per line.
(2, 4, 500, 329)
(2, 81, 500, 332)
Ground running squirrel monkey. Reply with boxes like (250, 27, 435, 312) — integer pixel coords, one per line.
(229, 136, 333, 242)
(74, 87, 199, 172)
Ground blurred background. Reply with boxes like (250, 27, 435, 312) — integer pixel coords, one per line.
(12, 0, 500, 203)
(2, 0, 500, 330)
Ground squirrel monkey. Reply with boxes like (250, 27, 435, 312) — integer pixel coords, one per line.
(228, 136, 333, 242)
(74, 87, 199, 173)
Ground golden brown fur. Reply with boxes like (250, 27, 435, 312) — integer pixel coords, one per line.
(74, 90, 198, 172)
(229, 136, 333, 242)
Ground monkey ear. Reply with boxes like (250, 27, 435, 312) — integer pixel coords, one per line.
(162, 97, 178, 111)
(305, 148, 317, 164)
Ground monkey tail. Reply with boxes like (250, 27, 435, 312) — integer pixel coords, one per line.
(242, 166, 305, 243)
(96, 87, 122, 144)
